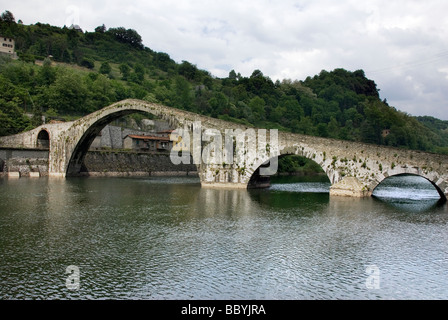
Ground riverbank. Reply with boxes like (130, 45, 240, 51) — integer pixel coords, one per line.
(0, 149, 198, 178)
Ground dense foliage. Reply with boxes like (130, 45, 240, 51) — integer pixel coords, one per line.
(1, 12, 448, 154)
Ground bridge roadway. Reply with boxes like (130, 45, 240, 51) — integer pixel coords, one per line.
(1, 99, 447, 200)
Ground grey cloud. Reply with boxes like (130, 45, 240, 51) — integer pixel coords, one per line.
(6, 0, 448, 119)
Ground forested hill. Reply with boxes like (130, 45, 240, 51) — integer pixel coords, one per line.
(1, 11, 448, 154)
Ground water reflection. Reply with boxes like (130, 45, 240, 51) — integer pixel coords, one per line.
(249, 188, 329, 213)
(372, 197, 444, 213)
(1, 175, 448, 300)
(267, 174, 445, 213)
(372, 175, 443, 213)
(251, 175, 330, 210)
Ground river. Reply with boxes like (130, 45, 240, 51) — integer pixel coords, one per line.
(0, 174, 447, 300)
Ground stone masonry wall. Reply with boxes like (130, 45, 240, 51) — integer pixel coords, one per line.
(82, 151, 198, 176)
(0, 149, 49, 177)
(0, 148, 198, 177)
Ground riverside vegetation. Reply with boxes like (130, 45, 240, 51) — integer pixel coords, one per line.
(1, 10, 448, 161)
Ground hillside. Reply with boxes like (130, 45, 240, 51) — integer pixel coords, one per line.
(1, 10, 448, 154)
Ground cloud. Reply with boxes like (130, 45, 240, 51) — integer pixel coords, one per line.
(5, 0, 448, 119)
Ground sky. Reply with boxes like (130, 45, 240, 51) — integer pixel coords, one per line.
(4, 0, 448, 120)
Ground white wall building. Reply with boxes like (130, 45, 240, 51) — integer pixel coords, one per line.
(0, 36, 17, 59)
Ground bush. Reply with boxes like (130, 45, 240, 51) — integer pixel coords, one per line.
(80, 57, 95, 69)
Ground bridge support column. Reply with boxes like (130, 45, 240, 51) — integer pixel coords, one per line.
(201, 182, 248, 189)
(48, 172, 66, 178)
(198, 164, 252, 189)
(329, 177, 372, 198)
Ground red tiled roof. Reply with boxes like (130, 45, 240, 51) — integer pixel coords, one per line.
(127, 135, 171, 141)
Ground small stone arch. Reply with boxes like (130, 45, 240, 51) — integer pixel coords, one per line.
(36, 129, 50, 149)
(247, 150, 333, 189)
(371, 171, 447, 202)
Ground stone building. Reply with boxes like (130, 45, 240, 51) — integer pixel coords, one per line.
(89, 125, 175, 151)
(123, 134, 172, 152)
(0, 36, 17, 59)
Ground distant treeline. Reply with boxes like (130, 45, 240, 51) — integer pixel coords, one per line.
(1, 11, 448, 154)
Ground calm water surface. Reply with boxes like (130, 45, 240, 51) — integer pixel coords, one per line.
(0, 174, 447, 300)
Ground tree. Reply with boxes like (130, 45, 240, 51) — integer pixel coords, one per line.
(99, 61, 111, 75)
(0, 10, 17, 36)
(154, 52, 173, 71)
(0, 98, 30, 136)
(95, 24, 106, 33)
(30, 103, 43, 128)
(107, 27, 144, 49)
(250, 69, 263, 78)
(297, 117, 315, 135)
(154, 84, 174, 106)
(245, 69, 276, 96)
(270, 106, 285, 123)
(317, 123, 329, 137)
(248, 96, 265, 122)
(228, 70, 237, 80)
(0, 10, 15, 23)
(280, 96, 303, 120)
(88, 74, 115, 108)
(208, 92, 228, 117)
(80, 57, 95, 69)
(38, 58, 56, 85)
(174, 76, 193, 110)
(327, 117, 340, 139)
(46, 70, 89, 113)
(179, 61, 198, 81)
(129, 63, 145, 84)
(119, 63, 131, 80)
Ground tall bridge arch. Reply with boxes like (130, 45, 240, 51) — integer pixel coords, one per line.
(1, 99, 448, 200)
(48, 102, 178, 176)
(65, 108, 176, 176)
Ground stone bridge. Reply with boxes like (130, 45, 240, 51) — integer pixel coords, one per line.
(1, 99, 448, 200)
